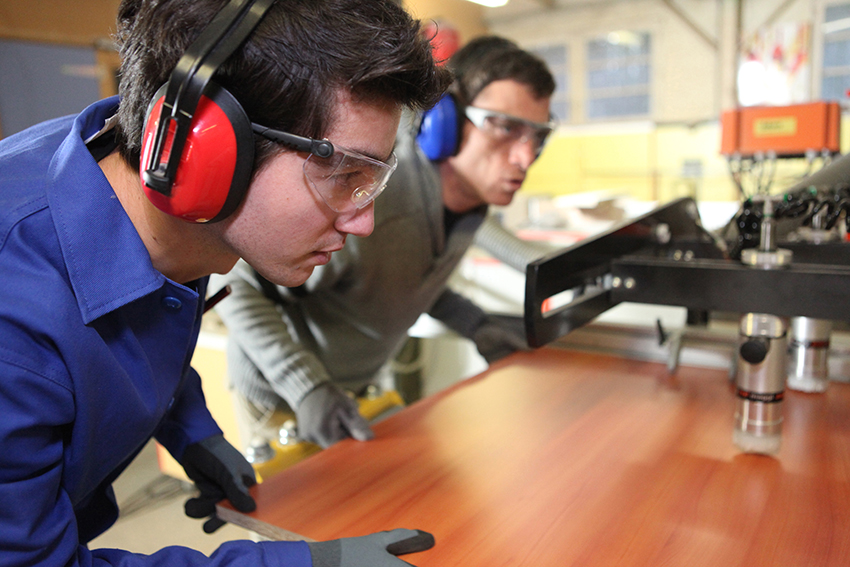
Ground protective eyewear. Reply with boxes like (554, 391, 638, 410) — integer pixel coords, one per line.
(464, 106, 555, 155)
(252, 123, 398, 214)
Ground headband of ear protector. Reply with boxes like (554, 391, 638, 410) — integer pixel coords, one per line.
(141, 0, 276, 223)
(416, 92, 464, 162)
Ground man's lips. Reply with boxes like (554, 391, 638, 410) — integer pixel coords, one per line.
(504, 177, 525, 191)
(312, 245, 343, 264)
(313, 235, 346, 261)
(312, 251, 332, 265)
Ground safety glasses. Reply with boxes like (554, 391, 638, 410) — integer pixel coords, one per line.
(252, 123, 398, 214)
(463, 106, 556, 156)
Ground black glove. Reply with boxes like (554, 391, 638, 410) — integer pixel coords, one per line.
(472, 314, 531, 364)
(296, 382, 374, 449)
(181, 434, 256, 533)
(307, 529, 435, 567)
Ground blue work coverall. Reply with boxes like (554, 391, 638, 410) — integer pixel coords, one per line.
(0, 98, 312, 566)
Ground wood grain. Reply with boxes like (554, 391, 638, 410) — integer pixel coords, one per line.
(221, 348, 850, 567)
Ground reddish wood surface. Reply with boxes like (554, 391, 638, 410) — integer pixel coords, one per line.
(225, 348, 850, 566)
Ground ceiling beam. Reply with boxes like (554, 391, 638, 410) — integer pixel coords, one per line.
(754, 0, 798, 31)
(659, 0, 719, 51)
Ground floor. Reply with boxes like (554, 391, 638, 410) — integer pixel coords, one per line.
(88, 440, 254, 556)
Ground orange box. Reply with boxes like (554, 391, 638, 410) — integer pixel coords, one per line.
(720, 102, 841, 157)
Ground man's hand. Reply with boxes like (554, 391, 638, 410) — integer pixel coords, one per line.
(181, 434, 256, 533)
(472, 314, 531, 364)
(307, 529, 435, 567)
(296, 382, 374, 448)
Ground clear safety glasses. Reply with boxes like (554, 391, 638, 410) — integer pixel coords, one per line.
(463, 106, 556, 156)
(252, 123, 398, 214)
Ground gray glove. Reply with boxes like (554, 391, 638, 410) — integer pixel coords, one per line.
(181, 434, 256, 533)
(308, 529, 435, 567)
(296, 382, 374, 448)
(472, 314, 531, 364)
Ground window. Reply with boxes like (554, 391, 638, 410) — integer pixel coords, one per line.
(532, 43, 569, 123)
(586, 31, 651, 119)
(822, 3, 850, 100)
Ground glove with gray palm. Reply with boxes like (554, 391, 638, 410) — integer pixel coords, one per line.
(308, 529, 435, 567)
(296, 382, 374, 448)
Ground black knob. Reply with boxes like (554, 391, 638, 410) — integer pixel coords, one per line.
(740, 338, 769, 365)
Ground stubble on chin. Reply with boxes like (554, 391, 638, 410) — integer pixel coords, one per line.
(261, 262, 316, 288)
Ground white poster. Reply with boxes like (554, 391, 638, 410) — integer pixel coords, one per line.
(738, 22, 811, 106)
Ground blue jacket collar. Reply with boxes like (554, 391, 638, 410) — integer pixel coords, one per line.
(47, 97, 168, 324)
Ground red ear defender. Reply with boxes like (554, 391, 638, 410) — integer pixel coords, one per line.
(141, 83, 254, 223)
(138, 0, 275, 222)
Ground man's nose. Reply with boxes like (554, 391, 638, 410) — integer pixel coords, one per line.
(510, 135, 538, 171)
(335, 202, 375, 237)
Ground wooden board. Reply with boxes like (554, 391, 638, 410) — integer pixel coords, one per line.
(220, 348, 850, 567)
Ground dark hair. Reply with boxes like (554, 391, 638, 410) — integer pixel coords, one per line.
(448, 35, 555, 107)
(114, 0, 451, 171)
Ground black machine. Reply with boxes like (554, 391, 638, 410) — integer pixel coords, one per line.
(523, 152, 850, 454)
(524, 153, 850, 350)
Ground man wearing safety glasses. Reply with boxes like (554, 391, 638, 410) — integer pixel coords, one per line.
(0, 1, 451, 566)
(214, 36, 555, 450)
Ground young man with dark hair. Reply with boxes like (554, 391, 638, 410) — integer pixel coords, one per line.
(215, 36, 556, 448)
(0, 0, 450, 565)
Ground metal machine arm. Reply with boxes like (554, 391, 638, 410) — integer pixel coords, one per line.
(524, 196, 850, 348)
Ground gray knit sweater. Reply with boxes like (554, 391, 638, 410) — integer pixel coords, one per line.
(212, 117, 489, 410)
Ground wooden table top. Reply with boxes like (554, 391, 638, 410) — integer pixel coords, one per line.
(219, 348, 850, 567)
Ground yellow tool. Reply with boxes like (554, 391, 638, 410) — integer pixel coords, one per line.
(249, 387, 405, 482)
(156, 387, 405, 483)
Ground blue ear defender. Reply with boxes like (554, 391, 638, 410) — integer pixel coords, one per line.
(416, 93, 462, 161)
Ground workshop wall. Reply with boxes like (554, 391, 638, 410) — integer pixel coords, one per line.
(0, 0, 120, 137)
(487, 0, 721, 125)
(0, 0, 119, 45)
(480, 0, 845, 204)
(2, 0, 846, 204)
(0, 0, 120, 87)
